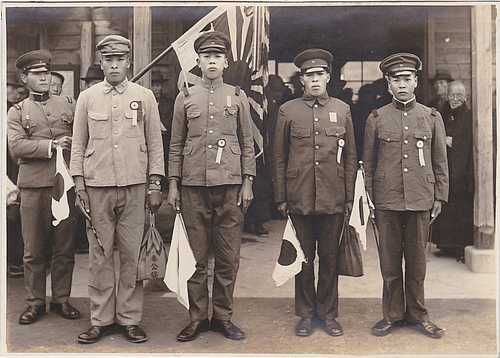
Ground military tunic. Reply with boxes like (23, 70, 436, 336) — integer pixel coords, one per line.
(168, 77, 255, 322)
(272, 93, 357, 320)
(363, 97, 449, 323)
(70, 78, 164, 326)
(7, 94, 77, 308)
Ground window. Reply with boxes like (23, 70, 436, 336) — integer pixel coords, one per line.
(341, 61, 381, 102)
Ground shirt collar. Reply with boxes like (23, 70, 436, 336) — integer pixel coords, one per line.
(103, 78, 129, 94)
(201, 77, 224, 90)
(30, 91, 50, 102)
(302, 92, 330, 107)
(392, 96, 416, 111)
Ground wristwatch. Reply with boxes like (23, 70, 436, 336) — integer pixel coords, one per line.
(245, 175, 254, 182)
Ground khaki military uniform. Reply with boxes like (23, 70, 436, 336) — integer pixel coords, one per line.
(273, 92, 357, 320)
(169, 77, 256, 322)
(363, 97, 449, 323)
(7, 94, 77, 308)
(70, 79, 164, 326)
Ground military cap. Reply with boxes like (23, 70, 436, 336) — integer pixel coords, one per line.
(51, 71, 65, 84)
(432, 69, 453, 82)
(96, 35, 131, 55)
(15, 49, 52, 72)
(81, 64, 104, 81)
(293, 49, 333, 74)
(194, 31, 231, 54)
(7, 72, 22, 87)
(380, 52, 422, 76)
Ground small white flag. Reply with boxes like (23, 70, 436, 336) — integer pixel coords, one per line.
(272, 216, 306, 287)
(164, 213, 197, 309)
(349, 167, 372, 250)
(51, 146, 74, 226)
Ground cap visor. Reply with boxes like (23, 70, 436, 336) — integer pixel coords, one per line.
(304, 66, 328, 74)
(101, 51, 128, 56)
(198, 46, 226, 54)
(28, 66, 50, 72)
(390, 69, 416, 76)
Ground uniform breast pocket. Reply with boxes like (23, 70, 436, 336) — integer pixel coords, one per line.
(414, 130, 432, 146)
(222, 105, 238, 134)
(88, 112, 108, 139)
(378, 130, 402, 145)
(186, 110, 203, 138)
(325, 126, 346, 153)
(291, 127, 311, 139)
(124, 111, 143, 138)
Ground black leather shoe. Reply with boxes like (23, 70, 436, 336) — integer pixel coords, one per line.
(50, 301, 81, 320)
(323, 318, 343, 336)
(177, 319, 210, 342)
(371, 319, 405, 337)
(123, 325, 148, 343)
(78, 325, 114, 344)
(210, 319, 246, 340)
(295, 318, 313, 337)
(19, 305, 45, 325)
(413, 320, 445, 339)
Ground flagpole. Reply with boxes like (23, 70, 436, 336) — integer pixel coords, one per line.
(131, 44, 173, 83)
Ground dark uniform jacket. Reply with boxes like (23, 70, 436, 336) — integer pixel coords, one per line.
(273, 93, 357, 215)
(363, 98, 449, 211)
(168, 78, 256, 186)
(7, 94, 75, 188)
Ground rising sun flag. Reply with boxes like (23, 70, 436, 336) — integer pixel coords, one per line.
(51, 146, 74, 226)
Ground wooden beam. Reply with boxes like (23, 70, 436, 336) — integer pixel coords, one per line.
(133, 7, 152, 88)
(39, 25, 49, 50)
(80, 21, 95, 93)
(424, 11, 435, 105)
(471, 5, 495, 249)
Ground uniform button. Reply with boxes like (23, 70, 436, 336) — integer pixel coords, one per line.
(113, 105, 117, 109)
(314, 104, 318, 108)
(113, 118, 118, 121)
(208, 129, 214, 134)
(210, 115, 214, 119)
(403, 154, 408, 159)
(112, 92, 116, 96)
(314, 118, 319, 122)
(208, 145, 213, 149)
(114, 130, 119, 135)
(210, 90, 214, 94)
(315, 161, 320, 166)
(113, 144, 118, 149)
(315, 131, 320, 135)
(209, 102, 214, 106)
(403, 112, 408, 116)
(315, 145, 320, 149)
(403, 168, 408, 173)
(404, 126, 409, 130)
(46, 112, 51, 116)
(404, 140, 408, 144)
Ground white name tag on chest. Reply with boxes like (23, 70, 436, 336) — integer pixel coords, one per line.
(329, 112, 337, 123)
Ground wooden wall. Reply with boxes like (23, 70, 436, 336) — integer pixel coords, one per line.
(426, 6, 472, 101)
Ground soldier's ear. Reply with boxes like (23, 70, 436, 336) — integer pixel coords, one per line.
(196, 57, 200, 68)
(299, 75, 304, 87)
(326, 72, 331, 84)
(223, 55, 229, 69)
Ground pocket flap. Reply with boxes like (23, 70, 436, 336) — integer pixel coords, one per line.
(291, 127, 311, 138)
(186, 110, 201, 119)
(225, 106, 238, 115)
(229, 144, 241, 155)
(414, 131, 432, 141)
(89, 112, 108, 121)
(140, 143, 147, 152)
(379, 131, 401, 142)
(325, 126, 346, 137)
(427, 175, 436, 183)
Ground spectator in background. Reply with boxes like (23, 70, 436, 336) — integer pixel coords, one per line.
(429, 69, 453, 115)
(50, 71, 65, 96)
(81, 64, 104, 89)
(432, 80, 473, 262)
(6, 72, 24, 278)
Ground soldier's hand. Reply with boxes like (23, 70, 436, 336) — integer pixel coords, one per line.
(430, 200, 443, 224)
(76, 190, 91, 214)
(344, 202, 353, 220)
(56, 136, 72, 151)
(277, 202, 288, 218)
(167, 181, 181, 212)
(237, 181, 253, 214)
(148, 190, 163, 214)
